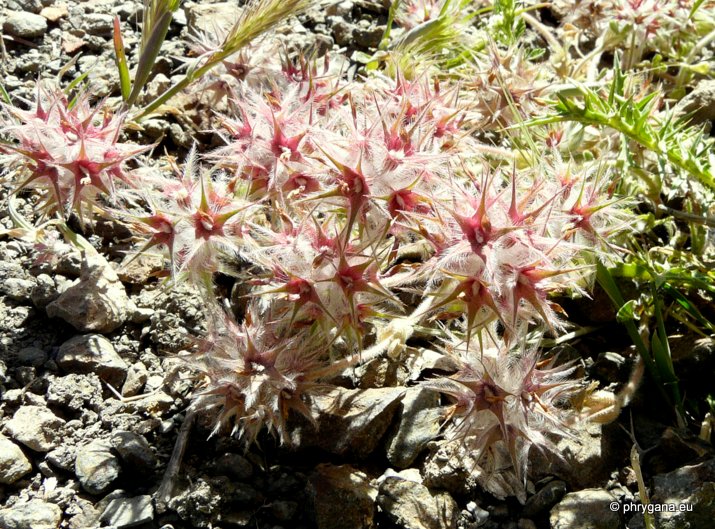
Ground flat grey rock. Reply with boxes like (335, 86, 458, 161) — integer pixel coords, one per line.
(550, 489, 622, 529)
(291, 387, 405, 458)
(46, 253, 129, 334)
(377, 469, 458, 529)
(57, 334, 128, 388)
(111, 431, 156, 472)
(385, 387, 443, 468)
(307, 464, 377, 529)
(80, 13, 113, 36)
(100, 495, 154, 528)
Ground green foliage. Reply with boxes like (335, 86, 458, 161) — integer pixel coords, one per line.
(597, 260, 686, 425)
(112, 0, 182, 108)
(489, 0, 526, 46)
(529, 61, 715, 193)
(0, 83, 10, 105)
(367, 0, 486, 75)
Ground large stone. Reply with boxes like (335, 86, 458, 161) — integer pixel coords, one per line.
(550, 489, 622, 529)
(523, 480, 567, 518)
(80, 13, 114, 35)
(3, 11, 47, 38)
(40, 5, 68, 22)
(1, 278, 35, 302)
(57, 334, 128, 387)
(8, 0, 41, 13)
(532, 422, 623, 489)
(75, 439, 121, 495)
(31, 274, 62, 309)
(210, 452, 253, 481)
(307, 464, 377, 529)
(0, 434, 33, 484)
(111, 431, 156, 472)
(330, 16, 354, 47)
(168, 476, 263, 527)
(17, 346, 47, 367)
(385, 387, 443, 468)
(46, 253, 129, 333)
(5, 405, 65, 452)
(635, 457, 715, 529)
(0, 500, 62, 529)
(422, 437, 527, 502)
(100, 495, 154, 528)
(290, 387, 405, 458)
(377, 469, 458, 529)
(117, 253, 164, 285)
(186, 2, 242, 35)
(354, 25, 384, 48)
(46, 445, 76, 473)
(674, 80, 715, 125)
(121, 362, 148, 397)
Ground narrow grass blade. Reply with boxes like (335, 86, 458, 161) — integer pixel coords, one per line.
(113, 16, 131, 102)
(0, 82, 10, 104)
(596, 260, 679, 408)
(134, 0, 308, 120)
(652, 287, 686, 426)
(127, 10, 174, 106)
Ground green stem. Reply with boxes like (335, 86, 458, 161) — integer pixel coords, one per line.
(596, 261, 678, 415)
(133, 58, 216, 120)
(531, 100, 715, 191)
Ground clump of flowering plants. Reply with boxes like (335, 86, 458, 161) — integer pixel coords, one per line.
(0, 0, 665, 506)
(144, 45, 636, 475)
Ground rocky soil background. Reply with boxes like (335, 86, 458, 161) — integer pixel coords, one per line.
(0, 1, 714, 529)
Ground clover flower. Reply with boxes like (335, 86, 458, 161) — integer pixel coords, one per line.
(189, 304, 326, 446)
(121, 147, 252, 286)
(424, 331, 582, 489)
(0, 83, 145, 221)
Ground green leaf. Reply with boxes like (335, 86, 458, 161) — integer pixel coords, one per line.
(596, 261, 650, 362)
(65, 69, 92, 93)
(378, 0, 401, 51)
(690, 0, 707, 19)
(662, 283, 715, 331)
(526, 47, 545, 61)
(611, 261, 652, 281)
(535, 72, 715, 191)
(652, 288, 685, 426)
(56, 54, 82, 85)
(608, 54, 624, 106)
(127, 10, 174, 106)
(616, 299, 638, 323)
(113, 16, 131, 102)
(0, 83, 10, 104)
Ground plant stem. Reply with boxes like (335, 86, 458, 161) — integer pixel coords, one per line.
(155, 408, 196, 513)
